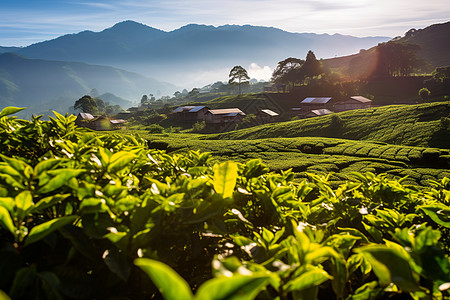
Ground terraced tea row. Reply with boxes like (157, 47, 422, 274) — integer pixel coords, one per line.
(146, 134, 450, 186)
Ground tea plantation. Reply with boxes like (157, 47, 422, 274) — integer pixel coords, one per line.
(145, 134, 450, 186)
(1, 107, 450, 300)
(213, 101, 450, 149)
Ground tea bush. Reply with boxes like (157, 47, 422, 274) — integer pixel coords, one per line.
(1, 107, 450, 299)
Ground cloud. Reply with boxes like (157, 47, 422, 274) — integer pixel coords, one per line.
(247, 63, 272, 81)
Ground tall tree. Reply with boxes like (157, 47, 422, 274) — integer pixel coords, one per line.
(141, 95, 149, 104)
(187, 88, 200, 98)
(229, 65, 250, 95)
(74, 95, 98, 114)
(298, 50, 323, 79)
(271, 57, 305, 89)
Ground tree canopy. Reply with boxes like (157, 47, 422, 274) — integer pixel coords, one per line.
(74, 95, 123, 115)
(271, 57, 305, 87)
(229, 65, 250, 94)
(300, 50, 323, 79)
(371, 42, 424, 78)
(272, 51, 324, 90)
(74, 95, 98, 114)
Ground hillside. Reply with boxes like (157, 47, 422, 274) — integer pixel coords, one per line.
(0, 53, 176, 116)
(141, 133, 450, 186)
(322, 21, 450, 79)
(399, 21, 450, 67)
(12, 21, 389, 86)
(211, 102, 450, 149)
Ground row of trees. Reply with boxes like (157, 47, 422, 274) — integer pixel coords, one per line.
(371, 41, 426, 78)
(73, 95, 123, 115)
(271, 50, 324, 90)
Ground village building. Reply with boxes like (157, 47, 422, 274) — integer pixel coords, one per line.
(75, 112, 95, 126)
(75, 113, 126, 131)
(172, 105, 210, 121)
(332, 96, 372, 112)
(299, 97, 333, 112)
(205, 108, 246, 124)
(256, 109, 279, 123)
(305, 109, 333, 118)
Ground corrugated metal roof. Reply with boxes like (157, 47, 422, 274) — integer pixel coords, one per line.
(110, 119, 126, 124)
(189, 106, 207, 113)
(261, 109, 279, 116)
(301, 97, 332, 104)
(79, 112, 95, 120)
(350, 96, 372, 103)
(208, 108, 245, 115)
(310, 109, 333, 116)
(172, 106, 196, 113)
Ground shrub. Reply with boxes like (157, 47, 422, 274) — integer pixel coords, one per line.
(419, 88, 431, 102)
(441, 117, 450, 129)
(147, 123, 164, 133)
(191, 121, 206, 133)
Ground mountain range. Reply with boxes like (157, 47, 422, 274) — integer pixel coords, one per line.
(1, 20, 448, 116)
(10, 21, 390, 86)
(0, 53, 175, 117)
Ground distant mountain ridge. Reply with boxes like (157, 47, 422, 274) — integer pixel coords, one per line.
(322, 21, 450, 80)
(0, 53, 176, 117)
(8, 20, 390, 86)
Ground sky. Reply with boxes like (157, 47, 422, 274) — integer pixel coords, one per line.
(0, 0, 449, 47)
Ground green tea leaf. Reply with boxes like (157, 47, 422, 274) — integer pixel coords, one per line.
(0, 107, 25, 118)
(107, 152, 136, 173)
(38, 169, 85, 194)
(284, 268, 332, 292)
(0, 206, 15, 235)
(31, 194, 70, 213)
(103, 248, 130, 281)
(0, 289, 11, 300)
(25, 215, 77, 245)
(213, 161, 238, 198)
(357, 245, 421, 292)
(134, 258, 193, 300)
(34, 159, 61, 176)
(418, 204, 450, 228)
(15, 191, 34, 220)
(195, 273, 270, 300)
(347, 281, 383, 300)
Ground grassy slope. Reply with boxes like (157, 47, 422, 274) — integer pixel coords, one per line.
(120, 102, 450, 186)
(143, 133, 450, 186)
(212, 101, 450, 148)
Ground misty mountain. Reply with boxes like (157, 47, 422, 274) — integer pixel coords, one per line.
(0, 53, 176, 117)
(13, 21, 390, 86)
(0, 46, 21, 54)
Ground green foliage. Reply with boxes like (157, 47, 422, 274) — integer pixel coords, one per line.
(229, 66, 250, 94)
(419, 87, 431, 101)
(1, 106, 450, 299)
(371, 42, 424, 78)
(147, 123, 164, 133)
(74, 95, 98, 114)
(271, 57, 305, 88)
(191, 121, 206, 133)
(214, 101, 450, 149)
(74, 95, 124, 116)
